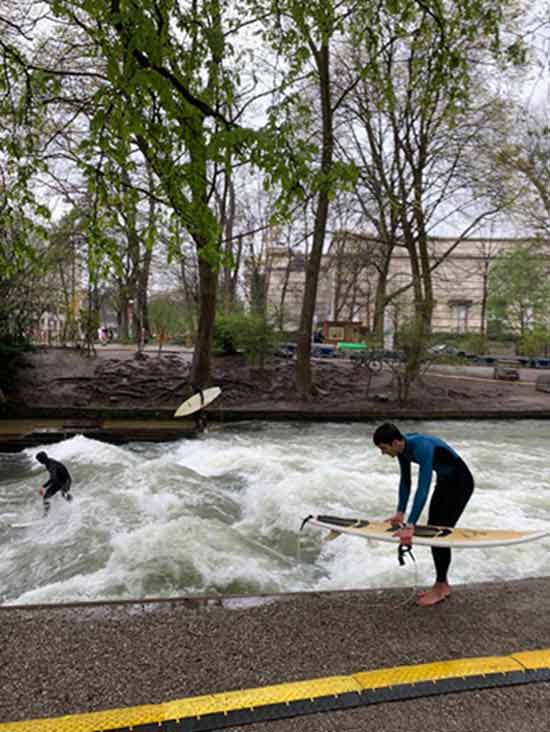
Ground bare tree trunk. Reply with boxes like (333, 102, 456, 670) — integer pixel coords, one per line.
(480, 257, 490, 337)
(135, 165, 156, 351)
(191, 244, 217, 384)
(222, 177, 237, 314)
(295, 42, 333, 399)
(229, 232, 243, 307)
(276, 248, 293, 331)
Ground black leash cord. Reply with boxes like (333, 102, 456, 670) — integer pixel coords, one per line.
(398, 543, 415, 566)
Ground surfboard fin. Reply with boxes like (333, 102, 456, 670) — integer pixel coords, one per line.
(325, 530, 342, 542)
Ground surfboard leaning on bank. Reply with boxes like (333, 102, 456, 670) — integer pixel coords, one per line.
(174, 386, 222, 418)
(302, 514, 550, 548)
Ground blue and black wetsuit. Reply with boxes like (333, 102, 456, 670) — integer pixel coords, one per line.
(398, 433, 474, 583)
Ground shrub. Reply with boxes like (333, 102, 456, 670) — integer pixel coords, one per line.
(518, 328, 550, 357)
(214, 313, 278, 366)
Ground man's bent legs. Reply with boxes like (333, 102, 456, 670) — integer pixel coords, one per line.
(418, 465, 474, 606)
(43, 486, 58, 516)
(43, 478, 72, 515)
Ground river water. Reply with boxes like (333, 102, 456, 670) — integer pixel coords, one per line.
(1, 420, 549, 606)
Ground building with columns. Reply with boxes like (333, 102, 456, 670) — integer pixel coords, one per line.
(265, 232, 530, 335)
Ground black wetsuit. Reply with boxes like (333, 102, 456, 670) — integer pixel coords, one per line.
(398, 433, 474, 583)
(42, 457, 72, 514)
(428, 449, 474, 582)
(191, 384, 207, 432)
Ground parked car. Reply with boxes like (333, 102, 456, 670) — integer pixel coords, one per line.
(428, 344, 469, 358)
(471, 355, 531, 367)
(273, 342, 297, 358)
(311, 344, 337, 358)
(471, 355, 497, 366)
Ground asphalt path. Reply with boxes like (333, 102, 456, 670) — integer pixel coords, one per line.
(3, 579, 550, 731)
(431, 363, 542, 384)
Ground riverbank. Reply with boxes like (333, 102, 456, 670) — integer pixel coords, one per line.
(2, 578, 550, 731)
(2, 346, 550, 450)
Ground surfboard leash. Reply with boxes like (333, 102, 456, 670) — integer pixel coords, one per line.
(299, 515, 420, 608)
(398, 543, 415, 566)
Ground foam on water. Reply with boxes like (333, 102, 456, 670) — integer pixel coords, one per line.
(1, 420, 550, 605)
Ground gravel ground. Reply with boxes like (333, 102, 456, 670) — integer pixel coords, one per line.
(3, 579, 550, 730)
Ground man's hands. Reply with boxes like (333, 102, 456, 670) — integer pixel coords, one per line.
(395, 525, 414, 546)
(385, 511, 405, 525)
(385, 512, 414, 545)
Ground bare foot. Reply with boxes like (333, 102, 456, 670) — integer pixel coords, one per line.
(416, 582, 450, 607)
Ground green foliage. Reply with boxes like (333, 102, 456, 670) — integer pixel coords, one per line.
(395, 317, 431, 358)
(458, 333, 487, 355)
(488, 245, 550, 335)
(213, 313, 245, 354)
(148, 297, 187, 341)
(214, 313, 278, 365)
(429, 332, 487, 356)
(79, 308, 100, 342)
(391, 316, 432, 404)
(518, 328, 550, 357)
(0, 14, 52, 278)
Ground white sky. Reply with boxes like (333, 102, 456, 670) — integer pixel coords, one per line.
(14, 1, 550, 243)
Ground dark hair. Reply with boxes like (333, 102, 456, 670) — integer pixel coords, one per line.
(373, 423, 403, 446)
(35, 451, 48, 464)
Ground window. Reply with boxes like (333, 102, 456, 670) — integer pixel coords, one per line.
(452, 303, 469, 334)
(524, 305, 534, 330)
(328, 326, 345, 341)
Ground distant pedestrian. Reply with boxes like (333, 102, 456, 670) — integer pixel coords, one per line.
(35, 452, 73, 516)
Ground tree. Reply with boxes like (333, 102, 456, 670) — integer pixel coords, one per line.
(336, 0, 520, 395)
(1, 0, 273, 385)
(488, 243, 550, 336)
(251, 0, 359, 398)
(148, 295, 186, 354)
(0, 3, 54, 278)
(491, 109, 550, 240)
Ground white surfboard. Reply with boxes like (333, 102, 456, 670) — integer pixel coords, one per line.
(174, 386, 222, 418)
(11, 521, 42, 529)
(303, 514, 550, 548)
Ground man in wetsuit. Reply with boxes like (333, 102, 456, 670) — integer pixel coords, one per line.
(35, 451, 73, 516)
(184, 383, 207, 433)
(373, 422, 474, 607)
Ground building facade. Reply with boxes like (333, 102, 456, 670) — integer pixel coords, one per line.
(265, 232, 528, 335)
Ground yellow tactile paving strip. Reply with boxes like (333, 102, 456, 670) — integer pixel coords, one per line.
(2, 649, 550, 732)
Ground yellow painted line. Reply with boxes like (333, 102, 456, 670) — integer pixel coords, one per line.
(511, 649, 550, 669)
(1, 649, 549, 732)
(0, 677, 361, 732)
(353, 655, 522, 689)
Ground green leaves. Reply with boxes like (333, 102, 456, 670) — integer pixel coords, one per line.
(488, 244, 550, 335)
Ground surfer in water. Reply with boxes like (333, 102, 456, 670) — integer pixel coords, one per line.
(35, 451, 73, 516)
(373, 422, 474, 607)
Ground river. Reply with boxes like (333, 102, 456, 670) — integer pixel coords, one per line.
(1, 419, 549, 605)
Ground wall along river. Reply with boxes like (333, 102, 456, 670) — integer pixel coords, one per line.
(1, 420, 549, 606)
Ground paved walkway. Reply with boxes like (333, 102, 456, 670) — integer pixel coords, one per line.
(2, 578, 550, 731)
